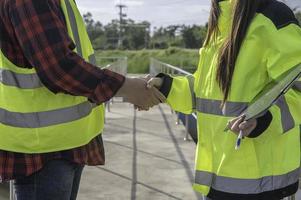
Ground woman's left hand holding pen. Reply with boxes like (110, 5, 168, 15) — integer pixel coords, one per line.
(226, 116, 257, 149)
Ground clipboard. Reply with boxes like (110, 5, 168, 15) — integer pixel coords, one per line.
(243, 63, 301, 121)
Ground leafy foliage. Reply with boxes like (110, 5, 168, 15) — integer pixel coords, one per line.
(295, 11, 301, 23)
(95, 48, 199, 73)
(83, 12, 207, 50)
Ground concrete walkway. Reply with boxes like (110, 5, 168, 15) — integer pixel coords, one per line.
(1, 101, 300, 200)
(0, 184, 8, 200)
(77, 101, 301, 200)
(78, 102, 201, 200)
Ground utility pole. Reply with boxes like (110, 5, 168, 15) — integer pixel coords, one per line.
(116, 3, 127, 48)
(144, 24, 150, 49)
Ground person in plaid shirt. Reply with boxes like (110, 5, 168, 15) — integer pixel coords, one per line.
(0, 0, 165, 199)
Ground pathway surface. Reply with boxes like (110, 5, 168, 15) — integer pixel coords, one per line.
(1, 102, 300, 200)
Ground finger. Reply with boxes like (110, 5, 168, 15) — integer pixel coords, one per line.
(134, 105, 140, 110)
(147, 78, 162, 89)
(240, 120, 253, 128)
(230, 117, 245, 134)
(146, 78, 155, 88)
(144, 74, 152, 81)
(152, 88, 166, 103)
(149, 89, 161, 106)
(239, 119, 256, 130)
(239, 121, 250, 130)
(138, 107, 149, 111)
(227, 117, 241, 130)
(139, 105, 149, 111)
(151, 87, 166, 105)
(239, 120, 257, 136)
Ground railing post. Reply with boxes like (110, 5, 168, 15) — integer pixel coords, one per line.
(106, 101, 110, 113)
(184, 115, 190, 141)
(176, 112, 180, 125)
(10, 181, 15, 200)
(284, 195, 295, 200)
(288, 195, 295, 200)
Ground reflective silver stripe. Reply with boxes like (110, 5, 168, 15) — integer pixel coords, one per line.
(65, 0, 83, 57)
(0, 102, 97, 128)
(275, 96, 295, 132)
(0, 69, 43, 89)
(88, 54, 96, 65)
(195, 170, 212, 186)
(0, 1, 86, 89)
(293, 81, 301, 92)
(195, 168, 300, 194)
(186, 75, 196, 109)
(196, 98, 248, 117)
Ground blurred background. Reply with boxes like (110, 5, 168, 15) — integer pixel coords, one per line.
(76, 0, 301, 74)
(1, 1, 301, 200)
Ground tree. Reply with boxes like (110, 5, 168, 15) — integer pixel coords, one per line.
(103, 20, 119, 49)
(181, 25, 207, 49)
(83, 12, 208, 50)
(295, 11, 301, 23)
(150, 27, 177, 49)
(83, 12, 104, 48)
(122, 20, 150, 49)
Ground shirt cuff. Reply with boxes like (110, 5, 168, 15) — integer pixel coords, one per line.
(156, 73, 173, 98)
(247, 111, 273, 138)
(90, 69, 125, 104)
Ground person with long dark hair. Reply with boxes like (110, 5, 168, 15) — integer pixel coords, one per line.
(148, 0, 301, 199)
(0, 0, 165, 199)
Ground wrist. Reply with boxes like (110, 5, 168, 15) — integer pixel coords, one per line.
(116, 77, 131, 97)
(247, 111, 273, 138)
(156, 73, 173, 97)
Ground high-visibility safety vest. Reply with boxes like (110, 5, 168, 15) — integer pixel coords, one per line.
(163, 1, 301, 199)
(0, 0, 104, 153)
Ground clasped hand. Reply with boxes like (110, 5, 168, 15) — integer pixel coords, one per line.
(226, 115, 257, 137)
(117, 76, 165, 110)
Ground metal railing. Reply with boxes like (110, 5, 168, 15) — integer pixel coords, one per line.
(100, 57, 128, 112)
(101, 56, 128, 76)
(149, 58, 299, 200)
(150, 58, 192, 77)
(150, 58, 197, 142)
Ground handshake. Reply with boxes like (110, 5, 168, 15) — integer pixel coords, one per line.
(116, 75, 165, 110)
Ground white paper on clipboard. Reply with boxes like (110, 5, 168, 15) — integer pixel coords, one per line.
(243, 63, 301, 121)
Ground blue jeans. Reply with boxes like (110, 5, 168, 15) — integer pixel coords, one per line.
(14, 159, 84, 200)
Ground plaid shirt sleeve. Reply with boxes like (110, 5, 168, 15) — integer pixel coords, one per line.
(9, 0, 125, 104)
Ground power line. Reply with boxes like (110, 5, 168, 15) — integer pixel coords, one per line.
(116, 3, 127, 48)
(149, 0, 200, 7)
(115, 2, 150, 48)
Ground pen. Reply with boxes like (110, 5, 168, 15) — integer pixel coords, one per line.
(224, 121, 230, 132)
(235, 130, 243, 150)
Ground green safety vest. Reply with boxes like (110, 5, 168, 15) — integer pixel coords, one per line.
(165, 0, 301, 196)
(0, 0, 104, 153)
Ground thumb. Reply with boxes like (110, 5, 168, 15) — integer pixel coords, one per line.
(147, 78, 163, 89)
(144, 74, 152, 81)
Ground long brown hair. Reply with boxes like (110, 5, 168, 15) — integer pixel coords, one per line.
(205, 0, 266, 104)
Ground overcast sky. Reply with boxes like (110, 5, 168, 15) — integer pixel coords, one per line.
(76, 0, 300, 28)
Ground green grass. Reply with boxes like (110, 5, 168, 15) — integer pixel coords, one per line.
(95, 47, 199, 74)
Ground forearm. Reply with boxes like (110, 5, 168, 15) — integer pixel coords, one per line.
(156, 73, 195, 114)
(52, 51, 125, 103)
(10, 0, 125, 104)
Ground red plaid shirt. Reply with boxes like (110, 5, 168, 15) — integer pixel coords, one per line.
(0, 0, 125, 182)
